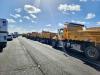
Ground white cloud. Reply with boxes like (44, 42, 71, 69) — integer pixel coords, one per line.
(58, 23, 63, 27)
(71, 20, 86, 24)
(72, 12, 75, 14)
(31, 20, 37, 23)
(31, 20, 35, 23)
(42, 27, 57, 32)
(24, 5, 41, 14)
(9, 27, 26, 33)
(10, 14, 21, 18)
(80, 0, 87, 2)
(96, 22, 100, 25)
(43, 24, 52, 31)
(80, 0, 97, 2)
(58, 4, 80, 12)
(23, 16, 31, 20)
(42, 28, 51, 31)
(30, 14, 37, 19)
(42, 28, 49, 31)
(19, 19, 23, 22)
(8, 26, 35, 33)
(15, 8, 22, 13)
(46, 24, 52, 27)
(85, 13, 96, 19)
(7, 19, 16, 23)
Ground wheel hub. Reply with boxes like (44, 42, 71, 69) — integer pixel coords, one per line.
(87, 47, 97, 58)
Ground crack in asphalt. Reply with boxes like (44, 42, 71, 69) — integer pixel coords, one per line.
(18, 38, 46, 75)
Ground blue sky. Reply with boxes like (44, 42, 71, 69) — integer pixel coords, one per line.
(0, 0, 100, 33)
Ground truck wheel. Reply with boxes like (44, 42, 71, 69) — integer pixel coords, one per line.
(0, 48, 3, 52)
(61, 42, 67, 53)
(65, 42, 71, 50)
(52, 40, 57, 48)
(85, 46, 100, 60)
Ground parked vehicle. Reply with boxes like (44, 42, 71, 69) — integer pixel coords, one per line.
(52, 22, 100, 60)
(13, 32, 19, 38)
(7, 34, 13, 41)
(0, 18, 8, 52)
(25, 31, 56, 45)
(22, 22, 100, 61)
(39, 31, 56, 44)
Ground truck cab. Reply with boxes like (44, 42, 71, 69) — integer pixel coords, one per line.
(0, 18, 8, 52)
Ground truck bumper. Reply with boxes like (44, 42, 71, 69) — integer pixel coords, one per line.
(0, 42, 7, 48)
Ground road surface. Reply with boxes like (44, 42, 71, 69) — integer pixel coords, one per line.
(0, 37, 99, 75)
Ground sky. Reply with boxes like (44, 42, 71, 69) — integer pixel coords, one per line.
(0, 0, 100, 33)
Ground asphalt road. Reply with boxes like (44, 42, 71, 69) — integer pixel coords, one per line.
(0, 37, 100, 75)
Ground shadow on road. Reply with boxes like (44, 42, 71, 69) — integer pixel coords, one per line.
(26, 38, 100, 71)
(56, 48, 100, 71)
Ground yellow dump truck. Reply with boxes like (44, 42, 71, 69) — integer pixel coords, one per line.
(52, 22, 100, 60)
(38, 31, 56, 44)
(31, 32, 39, 40)
(24, 31, 56, 44)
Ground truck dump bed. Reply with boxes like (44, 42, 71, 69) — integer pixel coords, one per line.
(41, 31, 56, 39)
(79, 30, 100, 44)
(63, 24, 100, 46)
(31, 32, 39, 38)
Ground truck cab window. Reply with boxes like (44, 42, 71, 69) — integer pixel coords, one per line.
(59, 29, 64, 34)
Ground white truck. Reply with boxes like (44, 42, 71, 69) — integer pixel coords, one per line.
(0, 18, 8, 52)
(13, 32, 18, 38)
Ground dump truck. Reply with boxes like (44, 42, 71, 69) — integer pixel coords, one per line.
(31, 32, 40, 41)
(38, 31, 57, 44)
(52, 22, 100, 60)
(26, 31, 56, 44)
(25, 33, 33, 39)
(0, 18, 8, 52)
(24, 32, 40, 41)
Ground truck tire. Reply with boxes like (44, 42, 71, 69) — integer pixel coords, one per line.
(52, 40, 57, 48)
(0, 48, 3, 52)
(85, 46, 100, 60)
(61, 42, 67, 53)
(65, 42, 71, 50)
